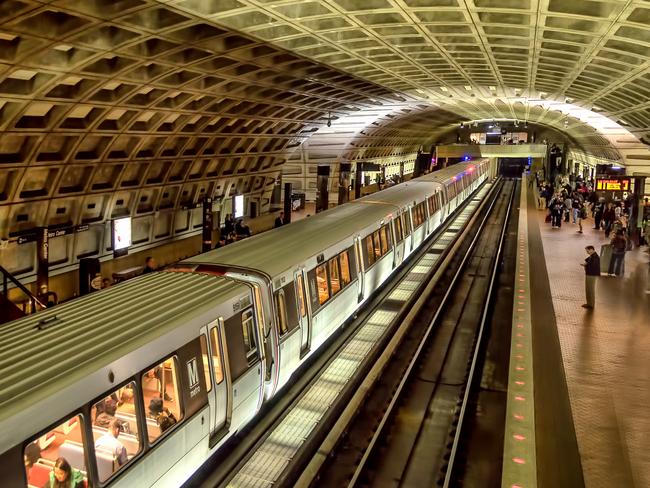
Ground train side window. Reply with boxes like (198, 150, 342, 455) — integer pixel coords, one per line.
(402, 213, 411, 234)
(379, 226, 389, 254)
(241, 309, 258, 358)
(316, 264, 330, 304)
(372, 231, 381, 258)
(328, 257, 341, 296)
(199, 334, 212, 392)
(142, 359, 183, 445)
(394, 216, 403, 242)
(365, 235, 375, 266)
(92, 381, 141, 481)
(339, 251, 351, 287)
(296, 274, 307, 318)
(24, 415, 88, 488)
(209, 327, 224, 384)
(275, 291, 289, 335)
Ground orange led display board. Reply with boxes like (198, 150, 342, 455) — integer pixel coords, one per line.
(595, 178, 630, 192)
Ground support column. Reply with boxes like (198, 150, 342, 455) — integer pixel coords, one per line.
(338, 163, 351, 205)
(380, 166, 386, 190)
(399, 161, 404, 182)
(283, 182, 293, 224)
(316, 165, 330, 213)
(631, 176, 646, 245)
(354, 163, 363, 199)
(36, 226, 49, 298)
(202, 196, 213, 252)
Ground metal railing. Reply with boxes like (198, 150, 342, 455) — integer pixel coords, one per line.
(0, 265, 46, 315)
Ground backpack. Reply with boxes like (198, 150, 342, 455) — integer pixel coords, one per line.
(613, 236, 627, 253)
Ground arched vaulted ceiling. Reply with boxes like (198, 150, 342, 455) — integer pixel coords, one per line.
(2, 0, 650, 243)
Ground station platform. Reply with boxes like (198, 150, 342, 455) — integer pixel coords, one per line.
(505, 178, 650, 488)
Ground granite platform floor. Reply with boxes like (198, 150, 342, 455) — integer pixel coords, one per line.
(533, 207, 650, 488)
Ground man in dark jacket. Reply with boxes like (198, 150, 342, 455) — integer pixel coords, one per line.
(602, 203, 615, 237)
(274, 211, 285, 228)
(143, 256, 156, 274)
(581, 245, 600, 309)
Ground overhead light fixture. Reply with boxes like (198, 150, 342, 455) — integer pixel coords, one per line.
(440, 86, 448, 92)
(489, 86, 497, 91)
(464, 85, 472, 91)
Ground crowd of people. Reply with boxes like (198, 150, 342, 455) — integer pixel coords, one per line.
(533, 172, 650, 308)
(214, 213, 253, 249)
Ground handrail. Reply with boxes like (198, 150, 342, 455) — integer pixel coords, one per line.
(0, 265, 47, 313)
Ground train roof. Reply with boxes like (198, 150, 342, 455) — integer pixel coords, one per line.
(185, 200, 395, 277)
(185, 161, 486, 278)
(0, 272, 247, 426)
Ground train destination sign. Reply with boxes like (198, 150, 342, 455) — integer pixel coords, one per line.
(595, 178, 630, 192)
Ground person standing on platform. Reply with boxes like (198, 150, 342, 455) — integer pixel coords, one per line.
(274, 211, 285, 228)
(581, 245, 600, 309)
(603, 203, 615, 237)
(550, 194, 564, 228)
(563, 193, 572, 222)
(609, 230, 627, 276)
(143, 256, 156, 274)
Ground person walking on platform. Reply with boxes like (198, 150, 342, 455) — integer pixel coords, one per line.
(608, 230, 627, 276)
(577, 202, 588, 234)
(603, 203, 615, 237)
(581, 245, 600, 309)
(550, 194, 564, 228)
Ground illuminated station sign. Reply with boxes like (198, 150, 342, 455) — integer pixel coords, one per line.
(595, 178, 630, 192)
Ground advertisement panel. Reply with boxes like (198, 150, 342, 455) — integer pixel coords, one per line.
(233, 194, 244, 219)
(112, 217, 131, 256)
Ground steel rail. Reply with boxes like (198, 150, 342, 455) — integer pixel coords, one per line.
(346, 180, 514, 488)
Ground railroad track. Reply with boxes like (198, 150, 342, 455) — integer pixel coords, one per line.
(307, 180, 517, 488)
(189, 178, 505, 488)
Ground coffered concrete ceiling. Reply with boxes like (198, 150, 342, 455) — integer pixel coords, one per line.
(1, 0, 650, 245)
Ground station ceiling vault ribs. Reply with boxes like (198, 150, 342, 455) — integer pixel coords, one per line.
(1, 0, 650, 247)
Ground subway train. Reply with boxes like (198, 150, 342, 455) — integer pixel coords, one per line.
(0, 159, 492, 488)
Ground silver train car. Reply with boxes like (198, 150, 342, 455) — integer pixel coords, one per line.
(0, 160, 492, 488)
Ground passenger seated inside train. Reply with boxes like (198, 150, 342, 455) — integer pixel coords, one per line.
(142, 359, 182, 443)
(47, 457, 85, 488)
(91, 382, 141, 481)
(94, 420, 128, 468)
(23, 416, 88, 488)
(148, 399, 178, 434)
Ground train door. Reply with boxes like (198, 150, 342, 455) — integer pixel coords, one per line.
(202, 320, 233, 446)
(393, 216, 404, 267)
(250, 282, 278, 401)
(354, 235, 365, 302)
(408, 206, 415, 251)
(294, 268, 312, 357)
